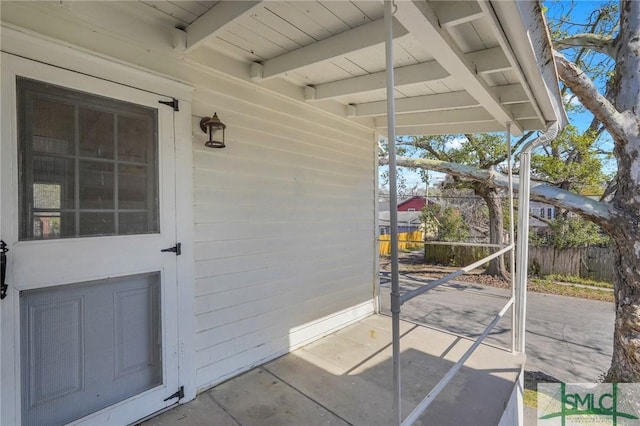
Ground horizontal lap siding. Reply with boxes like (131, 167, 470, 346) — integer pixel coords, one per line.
(191, 87, 375, 390)
(0, 0, 379, 405)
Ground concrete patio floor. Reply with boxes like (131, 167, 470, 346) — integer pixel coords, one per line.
(143, 314, 524, 426)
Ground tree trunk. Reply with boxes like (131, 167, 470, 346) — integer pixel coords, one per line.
(607, 225, 640, 382)
(605, 0, 640, 382)
(473, 184, 509, 279)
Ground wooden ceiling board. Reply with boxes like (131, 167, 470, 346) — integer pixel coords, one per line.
(140, 1, 199, 24)
(288, 63, 355, 86)
(244, 14, 306, 51)
(328, 57, 369, 77)
(446, 21, 488, 53)
(251, 5, 318, 46)
(402, 83, 437, 97)
(340, 46, 386, 74)
(175, 1, 213, 17)
(195, 1, 219, 10)
(264, 2, 333, 41)
(318, 1, 371, 28)
(210, 37, 262, 61)
(286, 1, 352, 35)
(351, 1, 384, 21)
(340, 88, 388, 104)
(501, 70, 520, 85)
(396, 35, 435, 64)
(483, 73, 508, 87)
(438, 77, 465, 93)
(470, 16, 500, 49)
(225, 22, 292, 58)
(214, 32, 264, 61)
(421, 80, 453, 95)
(217, 27, 274, 60)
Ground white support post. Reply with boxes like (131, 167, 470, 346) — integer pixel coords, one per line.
(384, 1, 401, 425)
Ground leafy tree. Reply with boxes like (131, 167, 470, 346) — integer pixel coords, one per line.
(531, 125, 609, 196)
(531, 216, 609, 249)
(420, 204, 469, 242)
(393, 132, 529, 278)
(437, 207, 469, 242)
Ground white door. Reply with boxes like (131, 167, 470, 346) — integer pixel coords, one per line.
(1, 54, 181, 426)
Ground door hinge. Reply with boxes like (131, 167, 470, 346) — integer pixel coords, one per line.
(161, 243, 182, 256)
(159, 98, 179, 111)
(163, 386, 184, 402)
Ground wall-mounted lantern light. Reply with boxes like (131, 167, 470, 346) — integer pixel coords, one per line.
(200, 113, 226, 148)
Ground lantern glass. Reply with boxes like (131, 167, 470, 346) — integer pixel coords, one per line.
(200, 113, 226, 148)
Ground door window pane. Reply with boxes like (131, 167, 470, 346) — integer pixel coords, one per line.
(119, 165, 148, 209)
(79, 108, 115, 159)
(32, 99, 74, 155)
(18, 78, 159, 240)
(79, 161, 114, 210)
(79, 212, 115, 237)
(118, 114, 152, 163)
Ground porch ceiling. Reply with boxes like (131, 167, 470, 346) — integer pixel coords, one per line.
(144, 0, 566, 137)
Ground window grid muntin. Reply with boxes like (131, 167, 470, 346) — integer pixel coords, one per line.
(18, 77, 159, 240)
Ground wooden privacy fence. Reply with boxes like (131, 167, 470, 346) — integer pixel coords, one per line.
(424, 244, 493, 267)
(379, 231, 423, 255)
(421, 244, 614, 282)
(528, 246, 614, 282)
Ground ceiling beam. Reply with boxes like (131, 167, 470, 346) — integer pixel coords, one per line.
(509, 103, 539, 120)
(432, 1, 485, 28)
(493, 84, 529, 104)
(305, 60, 448, 101)
(375, 107, 494, 128)
(181, 1, 263, 53)
(517, 119, 546, 131)
(394, 122, 505, 136)
(466, 47, 511, 74)
(251, 17, 409, 81)
(393, 0, 522, 134)
(304, 44, 510, 102)
(348, 91, 479, 117)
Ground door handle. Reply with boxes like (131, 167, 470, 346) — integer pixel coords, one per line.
(1, 240, 8, 300)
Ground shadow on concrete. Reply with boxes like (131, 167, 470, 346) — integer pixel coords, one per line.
(145, 316, 523, 426)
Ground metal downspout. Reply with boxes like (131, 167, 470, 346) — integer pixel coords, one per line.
(514, 122, 560, 353)
(506, 123, 517, 353)
(383, 1, 401, 425)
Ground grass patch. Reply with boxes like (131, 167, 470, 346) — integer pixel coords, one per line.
(523, 388, 538, 408)
(545, 274, 613, 289)
(530, 278, 614, 302)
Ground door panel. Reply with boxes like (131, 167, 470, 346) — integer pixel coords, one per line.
(1, 54, 180, 426)
(21, 273, 162, 426)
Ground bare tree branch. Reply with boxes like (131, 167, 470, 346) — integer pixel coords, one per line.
(531, 214, 553, 226)
(554, 51, 627, 141)
(379, 156, 615, 224)
(555, 33, 617, 58)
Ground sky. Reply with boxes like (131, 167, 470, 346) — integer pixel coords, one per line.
(379, 0, 618, 192)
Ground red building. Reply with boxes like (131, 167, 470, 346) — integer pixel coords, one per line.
(397, 196, 427, 212)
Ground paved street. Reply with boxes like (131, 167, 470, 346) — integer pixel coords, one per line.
(379, 273, 615, 383)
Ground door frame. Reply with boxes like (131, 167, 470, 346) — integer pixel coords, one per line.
(0, 32, 196, 424)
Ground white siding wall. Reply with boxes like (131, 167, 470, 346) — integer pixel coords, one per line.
(191, 89, 376, 389)
(1, 1, 378, 394)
